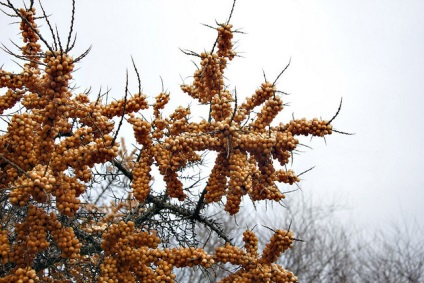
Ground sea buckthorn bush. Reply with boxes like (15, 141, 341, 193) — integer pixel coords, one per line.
(0, 1, 338, 282)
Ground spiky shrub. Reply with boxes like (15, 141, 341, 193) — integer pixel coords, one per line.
(0, 1, 338, 282)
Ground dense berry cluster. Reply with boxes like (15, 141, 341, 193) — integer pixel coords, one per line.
(214, 229, 298, 283)
(0, 267, 38, 283)
(99, 221, 162, 282)
(129, 23, 333, 214)
(0, 2, 338, 282)
(98, 221, 297, 282)
(99, 221, 215, 282)
(102, 93, 149, 118)
(0, 229, 10, 265)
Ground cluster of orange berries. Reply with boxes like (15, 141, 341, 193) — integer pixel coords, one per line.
(275, 169, 299, 185)
(128, 114, 152, 146)
(204, 152, 228, 203)
(97, 221, 296, 282)
(0, 112, 38, 184)
(0, 229, 10, 265)
(214, 229, 298, 283)
(153, 92, 170, 118)
(126, 21, 333, 214)
(217, 24, 236, 59)
(181, 23, 235, 106)
(261, 230, 295, 264)
(126, 26, 322, 212)
(0, 71, 25, 90)
(130, 104, 206, 202)
(181, 52, 226, 104)
(285, 117, 332, 137)
(45, 215, 81, 259)
(0, 3, 338, 281)
(243, 230, 259, 258)
(19, 8, 41, 66)
(235, 82, 277, 123)
(168, 106, 190, 136)
(164, 246, 214, 269)
(0, 89, 25, 114)
(2, 205, 80, 272)
(8, 162, 86, 216)
(38, 53, 73, 144)
(102, 93, 148, 118)
(131, 149, 154, 202)
(250, 96, 284, 130)
(0, 6, 141, 278)
(210, 90, 233, 122)
(9, 165, 50, 206)
(0, 267, 38, 283)
(224, 150, 250, 214)
(99, 221, 163, 282)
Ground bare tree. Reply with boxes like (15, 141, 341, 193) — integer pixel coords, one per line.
(355, 219, 424, 283)
(175, 194, 424, 283)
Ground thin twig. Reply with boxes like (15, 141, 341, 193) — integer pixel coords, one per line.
(38, 0, 57, 50)
(65, 0, 76, 52)
(72, 45, 92, 63)
(131, 56, 142, 95)
(6, 0, 55, 54)
(273, 58, 291, 86)
(327, 97, 343, 125)
(111, 70, 128, 148)
(226, 0, 237, 25)
(297, 166, 315, 177)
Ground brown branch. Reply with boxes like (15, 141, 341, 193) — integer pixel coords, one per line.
(111, 158, 232, 243)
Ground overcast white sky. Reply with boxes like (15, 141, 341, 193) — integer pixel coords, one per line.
(1, 0, 423, 231)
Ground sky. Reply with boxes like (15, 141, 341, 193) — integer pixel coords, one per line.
(1, 0, 423, 232)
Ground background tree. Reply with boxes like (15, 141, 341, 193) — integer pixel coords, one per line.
(174, 194, 424, 283)
(0, 1, 342, 282)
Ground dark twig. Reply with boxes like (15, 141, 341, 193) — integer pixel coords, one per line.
(179, 48, 200, 57)
(333, 129, 355, 135)
(111, 70, 129, 148)
(111, 158, 232, 243)
(5, 0, 55, 54)
(72, 45, 91, 63)
(193, 188, 207, 218)
(229, 87, 238, 124)
(0, 154, 32, 179)
(297, 166, 315, 177)
(65, 0, 76, 52)
(38, 0, 57, 50)
(226, 0, 237, 25)
(273, 58, 291, 86)
(55, 25, 63, 53)
(131, 56, 142, 95)
(327, 97, 343, 125)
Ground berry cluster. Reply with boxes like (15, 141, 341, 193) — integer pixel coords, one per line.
(210, 89, 233, 122)
(131, 149, 154, 202)
(214, 229, 298, 282)
(129, 24, 333, 214)
(217, 24, 236, 59)
(102, 93, 149, 118)
(0, 3, 338, 282)
(0, 229, 10, 265)
(99, 221, 213, 282)
(2, 204, 81, 276)
(19, 8, 41, 67)
(285, 117, 332, 137)
(99, 221, 161, 282)
(181, 52, 226, 104)
(0, 267, 38, 283)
